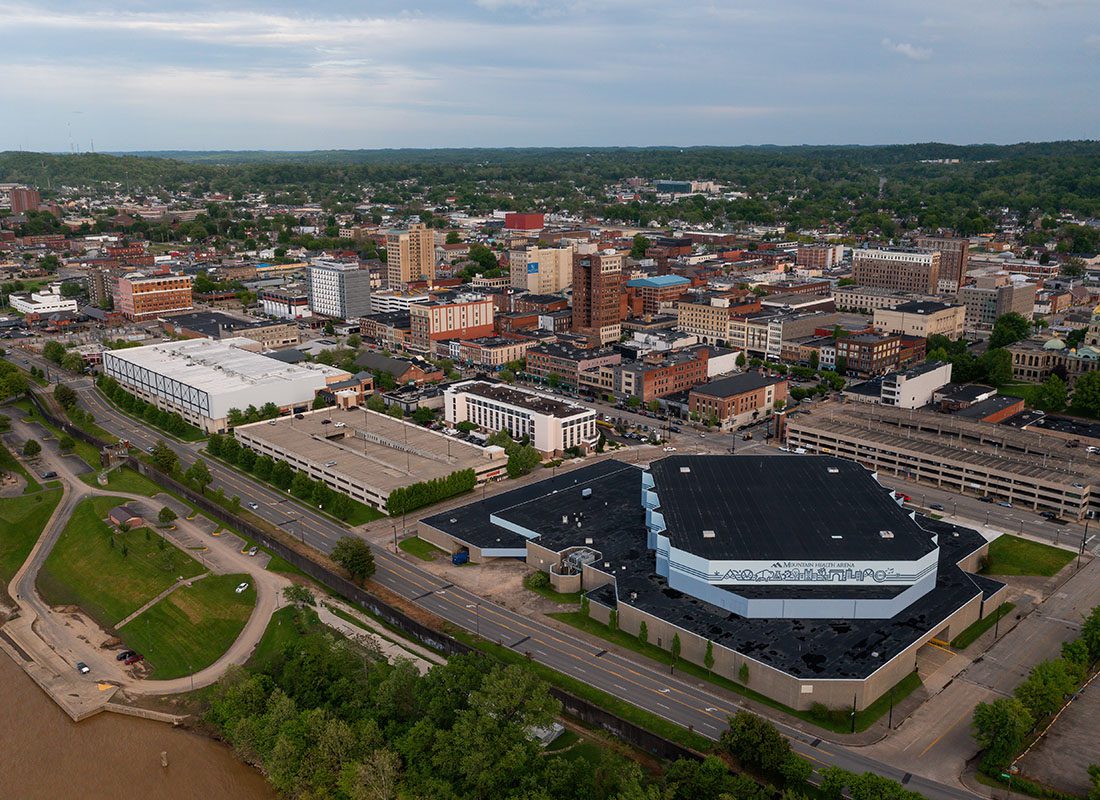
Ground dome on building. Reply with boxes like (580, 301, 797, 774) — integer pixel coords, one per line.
(1043, 338, 1066, 350)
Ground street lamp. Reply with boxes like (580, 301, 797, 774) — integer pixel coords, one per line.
(1079, 514, 1092, 570)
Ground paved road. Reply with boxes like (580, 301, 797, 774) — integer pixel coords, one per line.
(16, 350, 985, 799)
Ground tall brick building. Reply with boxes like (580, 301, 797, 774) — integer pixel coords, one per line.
(852, 248, 941, 294)
(572, 251, 624, 345)
(113, 274, 193, 322)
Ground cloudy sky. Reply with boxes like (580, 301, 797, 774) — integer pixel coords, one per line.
(2, 0, 1098, 151)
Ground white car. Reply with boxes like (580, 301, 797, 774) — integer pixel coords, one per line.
(247, 502, 259, 510)
(235, 582, 250, 594)
(247, 546, 258, 557)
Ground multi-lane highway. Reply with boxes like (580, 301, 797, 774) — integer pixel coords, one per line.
(15, 350, 982, 799)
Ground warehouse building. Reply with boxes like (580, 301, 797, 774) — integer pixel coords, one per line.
(419, 456, 1004, 712)
(101, 337, 349, 433)
(236, 407, 507, 510)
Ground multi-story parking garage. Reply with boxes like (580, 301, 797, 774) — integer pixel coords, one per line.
(783, 403, 1097, 520)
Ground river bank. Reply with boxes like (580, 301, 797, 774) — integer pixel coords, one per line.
(0, 654, 274, 799)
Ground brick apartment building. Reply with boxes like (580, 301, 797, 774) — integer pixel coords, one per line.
(835, 333, 903, 376)
(527, 343, 621, 389)
(408, 293, 494, 353)
(689, 372, 788, 429)
(852, 248, 941, 294)
(572, 251, 624, 345)
(915, 236, 969, 292)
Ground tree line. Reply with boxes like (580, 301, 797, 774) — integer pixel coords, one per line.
(97, 374, 200, 438)
(206, 432, 359, 521)
(385, 468, 476, 517)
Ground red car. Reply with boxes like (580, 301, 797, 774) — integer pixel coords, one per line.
(124, 654, 144, 665)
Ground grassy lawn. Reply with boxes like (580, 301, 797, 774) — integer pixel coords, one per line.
(549, 611, 921, 734)
(0, 488, 61, 588)
(80, 465, 169, 498)
(449, 627, 713, 753)
(0, 439, 40, 492)
(38, 495, 205, 627)
(523, 572, 581, 604)
(16, 403, 102, 470)
(249, 606, 325, 670)
(951, 603, 1017, 649)
(982, 535, 1075, 577)
(399, 536, 447, 561)
(118, 573, 255, 679)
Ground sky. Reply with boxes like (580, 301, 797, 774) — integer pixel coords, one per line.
(2, 0, 1099, 151)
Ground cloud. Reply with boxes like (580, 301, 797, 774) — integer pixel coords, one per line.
(882, 37, 933, 61)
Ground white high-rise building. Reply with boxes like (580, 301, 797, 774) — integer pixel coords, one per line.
(307, 261, 372, 320)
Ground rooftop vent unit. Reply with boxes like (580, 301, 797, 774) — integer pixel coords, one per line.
(827, 467, 839, 474)
(879, 530, 895, 539)
(585, 537, 593, 545)
(702, 530, 716, 539)
(581, 487, 593, 498)
(680, 466, 691, 474)
(562, 515, 569, 524)
(831, 535, 843, 540)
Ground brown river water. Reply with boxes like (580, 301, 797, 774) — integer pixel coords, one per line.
(0, 655, 275, 800)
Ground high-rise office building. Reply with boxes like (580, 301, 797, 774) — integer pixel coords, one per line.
(572, 251, 623, 345)
(508, 245, 574, 293)
(852, 248, 941, 294)
(307, 261, 372, 320)
(916, 236, 970, 293)
(385, 223, 435, 287)
(959, 274, 1037, 331)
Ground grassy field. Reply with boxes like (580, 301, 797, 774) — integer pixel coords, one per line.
(951, 603, 1017, 649)
(982, 535, 1075, 577)
(80, 466, 171, 498)
(399, 536, 447, 561)
(15, 402, 102, 470)
(0, 439, 40, 492)
(38, 495, 205, 627)
(118, 573, 255, 679)
(249, 606, 324, 670)
(523, 572, 581, 604)
(0, 488, 61, 588)
(549, 611, 921, 733)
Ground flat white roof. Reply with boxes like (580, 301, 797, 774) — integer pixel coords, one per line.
(103, 337, 347, 395)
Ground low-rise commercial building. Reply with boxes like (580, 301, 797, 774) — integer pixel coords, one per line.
(260, 285, 311, 320)
(835, 333, 903, 376)
(844, 362, 952, 409)
(457, 336, 537, 369)
(9, 284, 78, 316)
(236, 407, 506, 511)
(162, 311, 299, 348)
(526, 343, 621, 390)
(689, 372, 787, 429)
(445, 380, 598, 456)
(625, 275, 692, 315)
(874, 301, 965, 340)
(408, 293, 494, 353)
(795, 244, 844, 269)
(101, 337, 348, 433)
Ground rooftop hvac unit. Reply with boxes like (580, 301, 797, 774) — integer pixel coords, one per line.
(581, 487, 593, 498)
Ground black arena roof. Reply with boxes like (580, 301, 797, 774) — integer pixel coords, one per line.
(648, 455, 936, 562)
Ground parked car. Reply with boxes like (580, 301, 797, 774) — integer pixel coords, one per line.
(321, 419, 331, 425)
(979, 496, 994, 503)
(998, 501, 1013, 508)
(75, 661, 90, 674)
(235, 582, 250, 594)
(40, 470, 57, 479)
(124, 654, 144, 665)
(248, 546, 258, 557)
(1040, 510, 1058, 519)
(116, 650, 135, 662)
(742, 433, 752, 440)
(930, 503, 944, 511)
(145, 445, 155, 453)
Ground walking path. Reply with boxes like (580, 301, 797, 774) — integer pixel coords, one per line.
(116, 572, 211, 629)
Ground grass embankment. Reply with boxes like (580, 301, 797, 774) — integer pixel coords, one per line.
(523, 573, 581, 604)
(982, 535, 1075, 577)
(399, 536, 447, 561)
(0, 488, 61, 589)
(950, 603, 1017, 649)
(448, 627, 713, 752)
(118, 573, 255, 679)
(15, 400, 103, 470)
(38, 495, 204, 626)
(0, 438, 41, 492)
(549, 611, 921, 734)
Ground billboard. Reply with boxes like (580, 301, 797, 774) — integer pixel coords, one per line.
(527, 262, 539, 274)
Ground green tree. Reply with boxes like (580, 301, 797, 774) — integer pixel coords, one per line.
(670, 632, 681, 665)
(499, 368, 515, 384)
(57, 434, 75, 452)
(332, 536, 375, 583)
(184, 457, 212, 492)
(147, 440, 178, 473)
(411, 406, 435, 425)
(158, 506, 177, 526)
(1015, 658, 1076, 720)
(630, 234, 650, 259)
(989, 312, 1032, 349)
(704, 640, 714, 674)
(980, 348, 1013, 386)
(53, 383, 77, 408)
(1035, 374, 1067, 412)
(21, 439, 40, 457)
(42, 340, 66, 364)
(506, 444, 542, 478)
(1075, 371, 1100, 417)
(972, 697, 1033, 772)
(736, 352, 747, 368)
(366, 394, 386, 412)
(638, 620, 648, 644)
(720, 711, 793, 780)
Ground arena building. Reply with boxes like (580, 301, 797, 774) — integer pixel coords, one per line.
(419, 455, 1006, 712)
